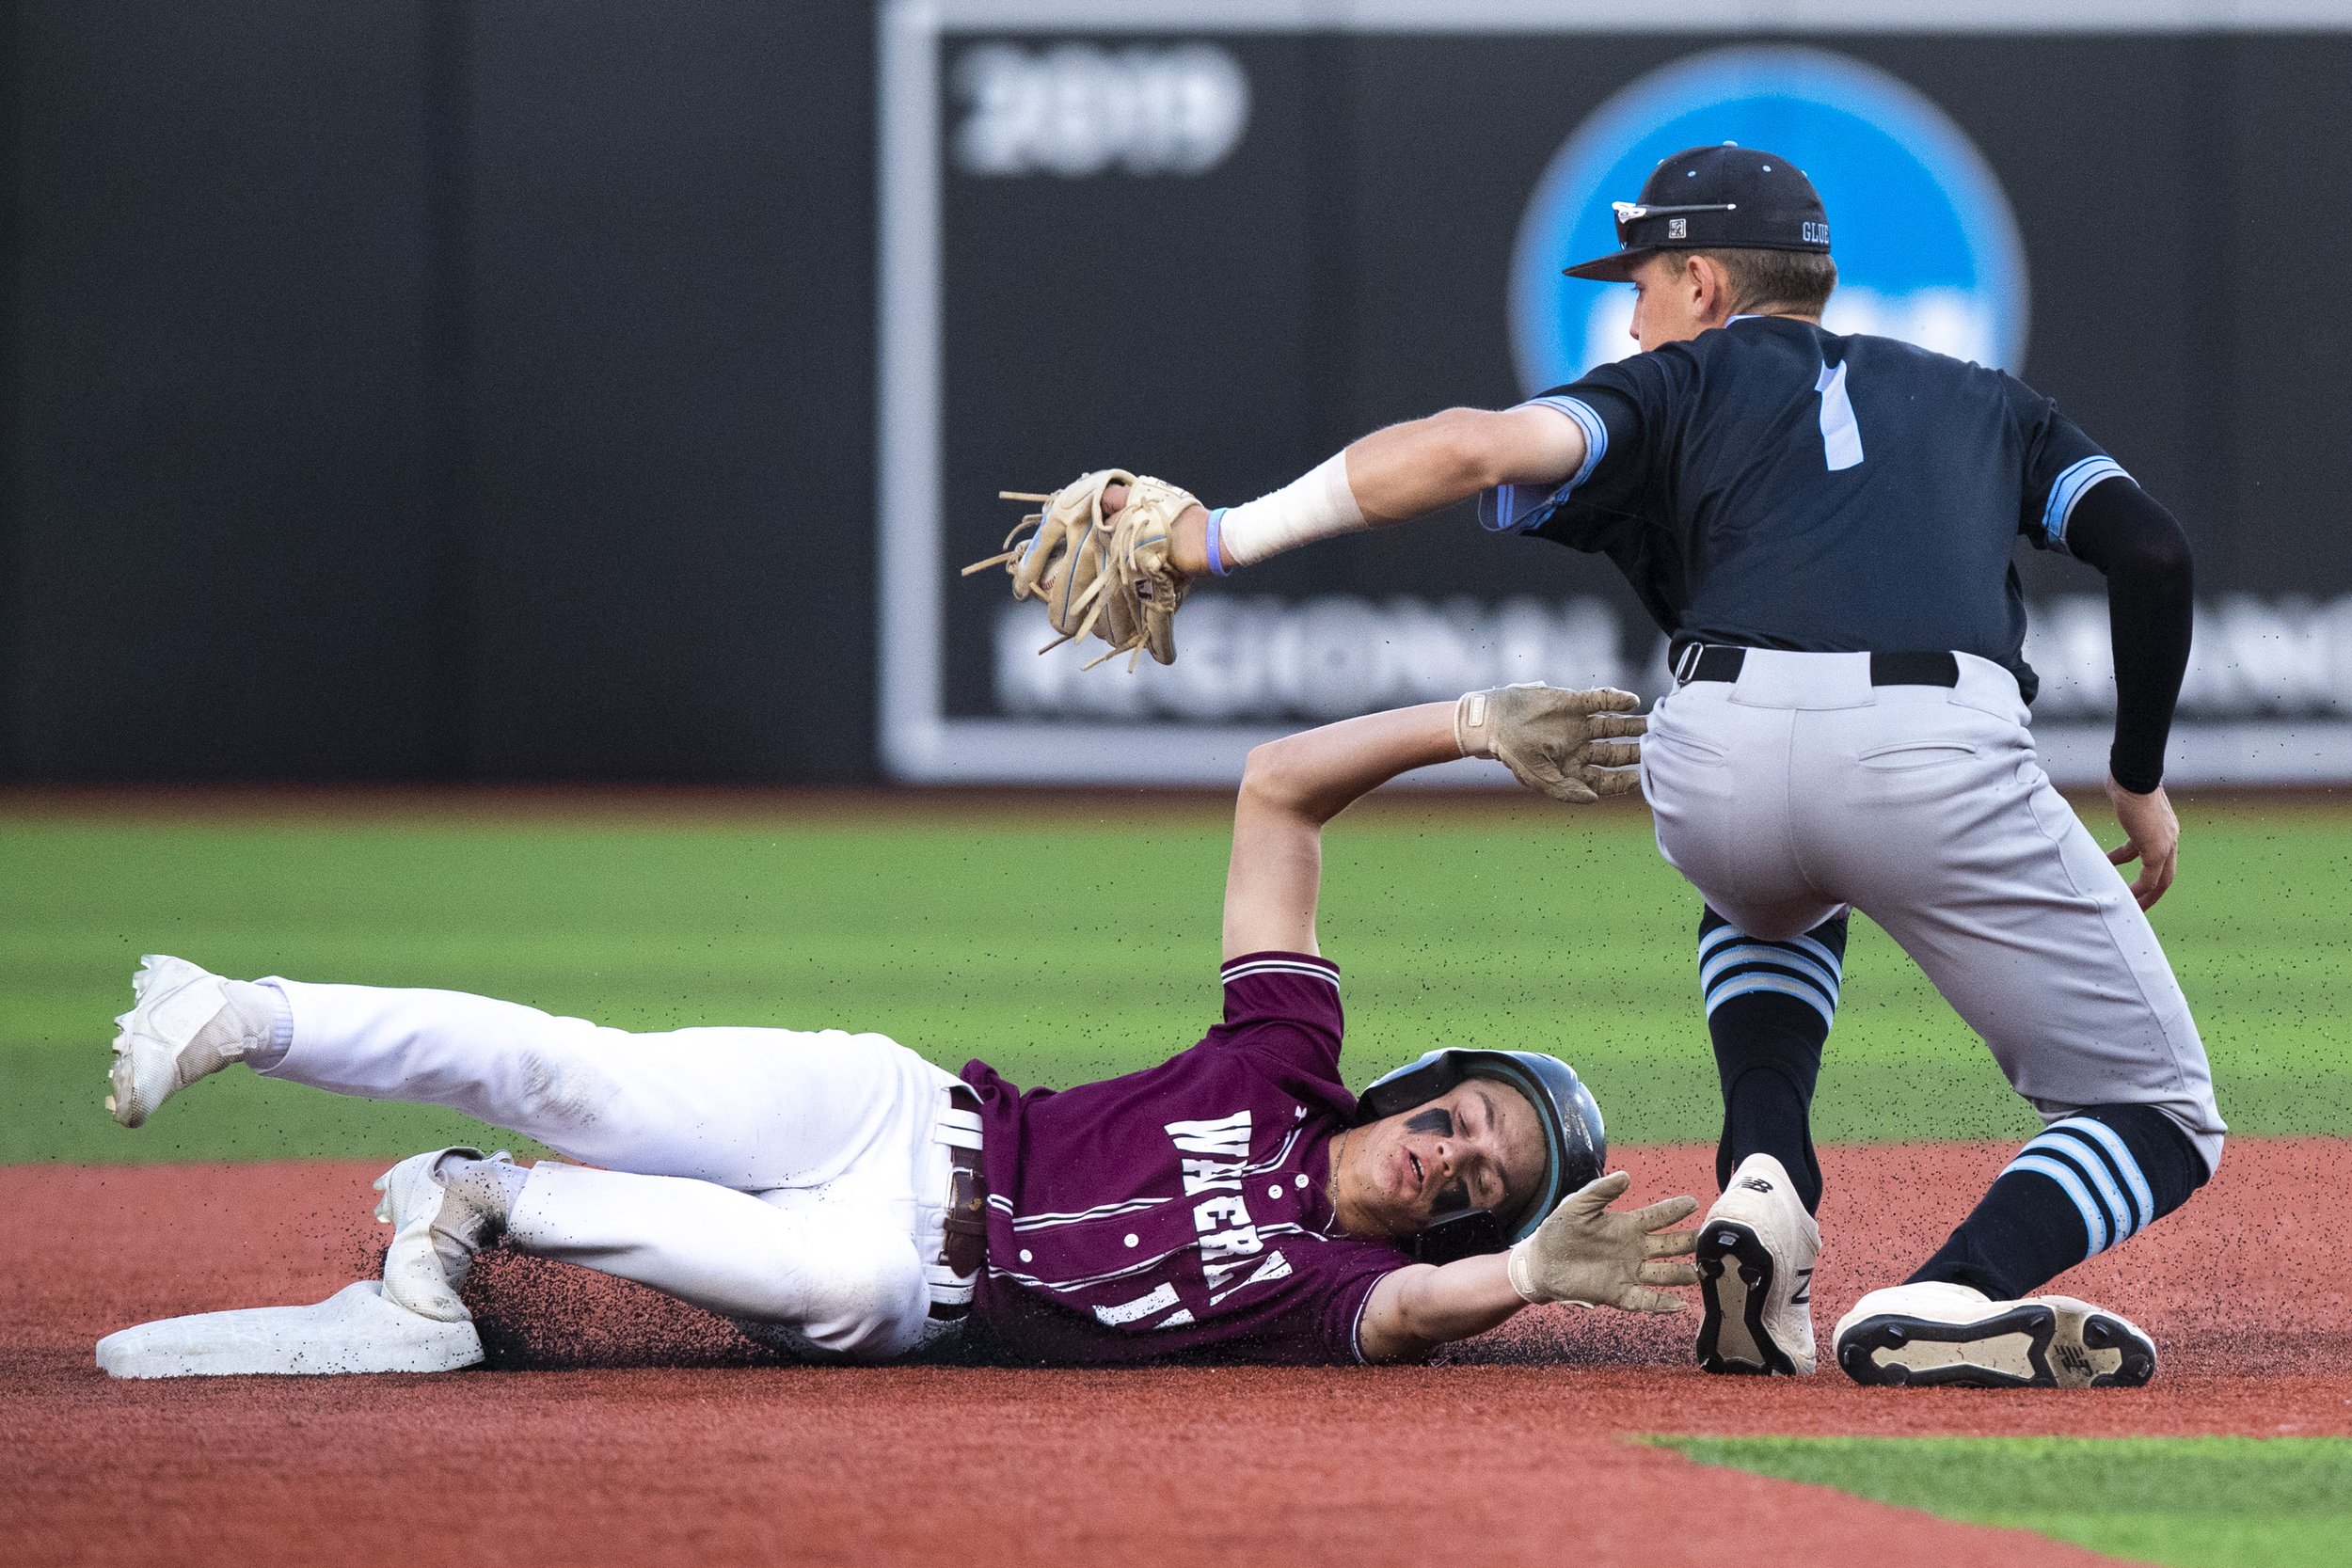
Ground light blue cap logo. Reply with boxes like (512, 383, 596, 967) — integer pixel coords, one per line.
(1510, 46, 2029, 394)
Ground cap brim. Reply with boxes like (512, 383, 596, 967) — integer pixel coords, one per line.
(1563, 249, 1648, 282)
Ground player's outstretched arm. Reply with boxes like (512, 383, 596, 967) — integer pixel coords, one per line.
(1221, 703, 1462, 960)
(1357, 1173, 1700, 1363)
(1102, 404, 1588, 578)
(1220, 688, 1643, 958)
(979, 407, 1583, 669)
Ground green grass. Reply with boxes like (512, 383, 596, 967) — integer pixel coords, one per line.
(1660, 1435, 2352, 1568)
(3, 798, 2347, 1164)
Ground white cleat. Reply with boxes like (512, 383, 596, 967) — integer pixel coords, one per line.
(106, 955, 259, 1129)
(373, 1147, 512, 1323)
(1694, 1152, 1820, 1375)
(1833, 1280, 2157, 1389)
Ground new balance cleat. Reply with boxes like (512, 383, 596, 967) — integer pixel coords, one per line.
(1695, 1152, 1820, 1375)
(1833, 1280, 2156, 1388)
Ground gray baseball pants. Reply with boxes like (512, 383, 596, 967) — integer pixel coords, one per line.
(1637, 647, 2223, 1174)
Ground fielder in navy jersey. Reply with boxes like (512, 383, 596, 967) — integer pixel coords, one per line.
(95, 693, 1697, 1375)
(1066, 143, 2217, 1389)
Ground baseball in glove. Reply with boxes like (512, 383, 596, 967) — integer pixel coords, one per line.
(961, 469, 1200, 669)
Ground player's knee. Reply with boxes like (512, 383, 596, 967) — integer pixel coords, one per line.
(787, 1230, 929, 1362)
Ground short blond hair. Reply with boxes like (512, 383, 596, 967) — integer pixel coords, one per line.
(1665, 247, 1839, 316)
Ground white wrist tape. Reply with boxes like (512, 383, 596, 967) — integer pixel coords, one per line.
(1505, 1238, 1543, 1304)
(1207, 451, 1366, 573)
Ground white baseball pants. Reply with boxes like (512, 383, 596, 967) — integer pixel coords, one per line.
(1639, 648, 2224, 1173)
(260, 979, 970, 1360)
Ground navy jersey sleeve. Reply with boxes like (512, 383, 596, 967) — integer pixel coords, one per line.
(1198, 952, 1344, 1079)
(1475, 355, 1677, 546)
(2013, 381, 2129, 556)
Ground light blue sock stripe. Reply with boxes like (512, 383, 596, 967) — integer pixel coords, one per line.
(1703, 974, 1836, 1032)
(2032, 1132, 2139, 1243)
(1703, 967, 1838, 1019)
(1784, 932, 1845, 980)
(1700, 943, 1841, 1002)
(2047, 1117, 2155, 1230)
(1697, 922, 1844, 981)
(1697, 924, 1745, 962)
(2003, 1153, 2111, 1256)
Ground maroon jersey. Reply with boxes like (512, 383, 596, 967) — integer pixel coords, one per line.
(958, 951, 1409, 1365)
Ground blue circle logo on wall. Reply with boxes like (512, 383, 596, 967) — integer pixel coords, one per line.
(1509, 46, 2029, 395)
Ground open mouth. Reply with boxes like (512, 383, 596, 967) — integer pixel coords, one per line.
(1406, 1150, 1425, 1192)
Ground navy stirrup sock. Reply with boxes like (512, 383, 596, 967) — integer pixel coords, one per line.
(1700, 908, 1849, 1214)
(1908, 1103, 2208, 1301)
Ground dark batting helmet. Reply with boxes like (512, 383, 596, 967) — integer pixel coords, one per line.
(1355, 1049, 1607, 1264)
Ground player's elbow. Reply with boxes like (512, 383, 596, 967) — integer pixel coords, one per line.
(1417, 407, 1522, 494)
(1239, 736, 1317, 815)
(1357, 1265, 1443, 1364)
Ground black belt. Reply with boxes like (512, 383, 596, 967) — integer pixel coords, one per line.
(931, 1085, 989, 1322)
(1673, 644, 1960, 689)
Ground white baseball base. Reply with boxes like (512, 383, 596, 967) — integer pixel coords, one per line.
(95, 1280, 485, 1378)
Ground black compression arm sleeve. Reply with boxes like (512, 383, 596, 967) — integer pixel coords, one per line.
(2063, 479, 2194, 794)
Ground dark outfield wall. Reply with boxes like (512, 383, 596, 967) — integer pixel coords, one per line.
(0, 0, 875, 783)
(4, 8, 2349, 782)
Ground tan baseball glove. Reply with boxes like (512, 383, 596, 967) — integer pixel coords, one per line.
(1454, 683, 1647, 803)
(961, 469, 1200, 669)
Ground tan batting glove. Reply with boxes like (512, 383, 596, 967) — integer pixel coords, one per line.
(1504, 1171, 1700, 1312)
(1454, 684, 1646, 804)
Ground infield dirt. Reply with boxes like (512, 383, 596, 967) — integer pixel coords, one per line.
(9, 1139, 2347, 1568)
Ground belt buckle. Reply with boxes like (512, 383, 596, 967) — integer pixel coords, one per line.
(1674, 642, 1705, 684)
(937, 1158, 987, 1287)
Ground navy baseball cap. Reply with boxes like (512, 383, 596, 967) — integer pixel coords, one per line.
(1564, 143, 1831, 282)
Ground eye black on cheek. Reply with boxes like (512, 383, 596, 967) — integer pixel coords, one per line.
(1404, 1108, 1454, 1138)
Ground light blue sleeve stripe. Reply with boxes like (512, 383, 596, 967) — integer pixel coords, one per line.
(1700, 943, 1842, 1003)
(1527, 396, 1608, 492)
(1477, 481, 1562, 534)
(2042, 455, 2129, 553)
(1478, 397, 1610, 534)
(2048, 1117, 2154, 1230)
(2003, 1153, 2110, 1256)
(1702, 974, 1836, 1032)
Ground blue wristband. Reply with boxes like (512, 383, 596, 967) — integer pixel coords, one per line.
(1205, 507, 1232, 576)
